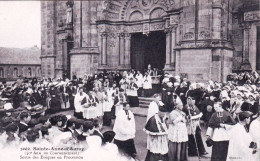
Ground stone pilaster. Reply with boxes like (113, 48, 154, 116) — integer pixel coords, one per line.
(243, 22, 251, 62)
(115, 33, 120, 65)
(240, 22, 252, 71)
(101, 33, 107, 65)
(171, 25, 177, 67)
(164, 28, 172, 70)
(212, 0, 222, 40)
(124, 33, 131, 68)
(119, 33, 125, 65)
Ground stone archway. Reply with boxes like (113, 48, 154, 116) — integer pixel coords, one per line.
(96, 0, 179, 72)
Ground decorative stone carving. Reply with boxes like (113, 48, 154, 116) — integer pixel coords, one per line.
(121, 0, 176, 20)
(105, 11, 120, 19)
(101, 33, 108, 38)
(240, 22, 251, 30)
(129, 24, 143, 33)
(119, 33, 125, 38)
(171, 25, 178, 31)
(131, 0, 140, 8)
(170, 15, 179, 25)
(108, 3, 121, 12)
(108, 33, 116, 39)
(97, 25, 105, 32)
(125, 33, 131, 39)
(150, 22, 165, 31)
(150, 8, 167, 19)
(107, 33, 117, 48)
(165, 20, 170, 29)
(142, 0, 151, 7)
(164, 28, 172, 34)
(129, 11, 143, 21)
(199, 31, 211, 39)
(70, 47, 99, 54)
(183, 32, 194, 40)
(143, 23, 150, 35)
(106, 25, 121, 33)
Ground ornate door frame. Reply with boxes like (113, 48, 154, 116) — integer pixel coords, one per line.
(96, 0, 180, 72)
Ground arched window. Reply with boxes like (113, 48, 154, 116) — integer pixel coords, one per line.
(28, 67, 32, 77)
(13, 68, 18, 77)
(0, 68, 4, 77)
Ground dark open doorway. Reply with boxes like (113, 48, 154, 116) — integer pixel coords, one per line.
(257, 26, 260, 70)
(130, 31, 166, 72)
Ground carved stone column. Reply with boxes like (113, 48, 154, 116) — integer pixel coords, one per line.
(240, 22, 252, 71)
(101, 33, 107, 65)
(171, 25, 177, 67)
(119, 33, 125, 65)
(124, 33, 131, 68)
(116, 33, 120, 65)
(212, 0, 222, 39)
(243, 23, 251, 62)
(164, 28, 172, 69)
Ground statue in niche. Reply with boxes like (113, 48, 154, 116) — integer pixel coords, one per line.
(66, 1, 73, 25)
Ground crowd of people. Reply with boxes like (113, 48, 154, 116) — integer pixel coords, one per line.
(0, 69, 259, 161)
(144, 71, 260, 161)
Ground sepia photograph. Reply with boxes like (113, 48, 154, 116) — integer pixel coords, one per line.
(0, 0, 260, 161)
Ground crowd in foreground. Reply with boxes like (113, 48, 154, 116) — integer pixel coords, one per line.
(0, 70, 259, 161)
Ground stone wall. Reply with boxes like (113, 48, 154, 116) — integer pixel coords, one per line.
(177, 49, 211, 82)
(41, 1, 57, 78)
(231, 15, 244, 70)
(0, 65, 41, 80)
(70, 53, 99, 78)
(41, 0, 254, 81)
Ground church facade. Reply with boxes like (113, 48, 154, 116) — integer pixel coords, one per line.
(41, 0, 260, 82)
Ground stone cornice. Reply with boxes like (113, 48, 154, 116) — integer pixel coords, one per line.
(0, 64, 40, 66)
(40, 55, 56, 59)
(69, 47, 99, 55)
(98, 65, 131, 71)
(96, 18, 165, 26)
(175, 40, 234, 50)
(244, 10, 260, 22)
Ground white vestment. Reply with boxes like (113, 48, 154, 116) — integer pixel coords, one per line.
(113, 109, 136, 141)
(227, 123, 254, 161)
(250, 119, 260, 161)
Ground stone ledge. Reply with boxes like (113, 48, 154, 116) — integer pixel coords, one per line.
(40, 55, 56, 58)
(97, 65, 131, 71)
(70, 47, 99, 55)
(175, 40, 234, 50)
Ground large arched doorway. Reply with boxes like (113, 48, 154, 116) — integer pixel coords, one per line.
(131, 31, 166, 72)
(96, 0, 176, 72)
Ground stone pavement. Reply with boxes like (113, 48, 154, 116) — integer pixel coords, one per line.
(131, 107, 148, 117)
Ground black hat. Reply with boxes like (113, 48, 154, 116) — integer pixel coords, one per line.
(83, 121, 93, 132)
(238, 111, 251, 121)
(103, 131, 115, 143)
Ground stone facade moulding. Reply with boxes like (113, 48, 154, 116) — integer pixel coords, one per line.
(97, 19, 169, 34)
(175, 40, 234, 50)
(40, 55, 56, 59)
(244, 10, 260, 22)
(69, 47, 99, 55)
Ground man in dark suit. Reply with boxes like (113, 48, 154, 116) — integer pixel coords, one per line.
(92, 118, 104, 144)
(18, 111, 31, 135)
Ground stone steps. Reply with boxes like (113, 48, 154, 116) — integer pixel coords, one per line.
(138, 97, 153, 108)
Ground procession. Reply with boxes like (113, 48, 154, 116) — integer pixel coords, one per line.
(1, 0, 260, 161)
(0, 69, 259, 161)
